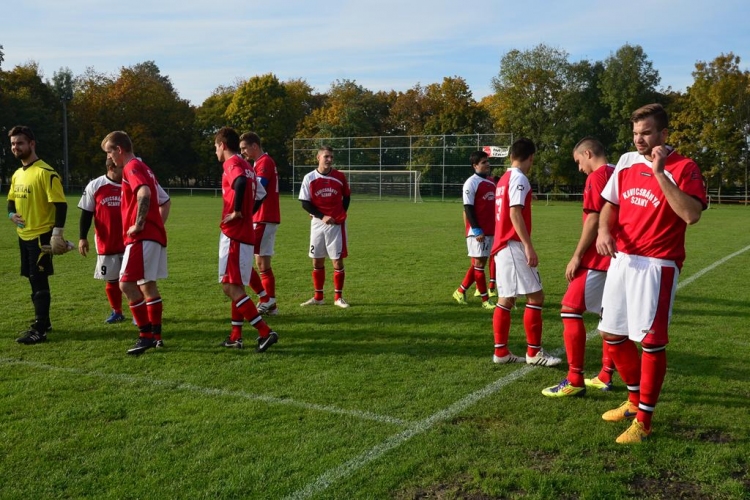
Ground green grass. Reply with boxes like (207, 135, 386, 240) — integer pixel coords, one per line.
(1, 196, 749, 499)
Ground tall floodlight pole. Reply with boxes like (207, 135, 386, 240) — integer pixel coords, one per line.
(62, 97, 71, 191)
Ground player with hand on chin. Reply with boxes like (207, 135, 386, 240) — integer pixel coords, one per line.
(7, 125, 69, 344)
(595, 103, 705, 444)
(299, 145, 352, 308)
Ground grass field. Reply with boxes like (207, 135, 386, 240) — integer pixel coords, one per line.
(1, 195, 749, 499)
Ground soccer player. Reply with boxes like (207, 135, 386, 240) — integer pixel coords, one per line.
(7, 126, 69, 344)
(298, 145, 351, 308)
(595, 103, 705, 444)
(239, 132, 280, 316)
(453, 151, 496, 310)
(490, 138, 561, 367)
(216, 127, 278, 352)
(78, 157, 171, 325)
(101, 131, 169, 355)
(542, 137, 616, 397)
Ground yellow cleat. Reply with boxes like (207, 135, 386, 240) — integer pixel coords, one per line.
(452, 290, 467, 305)
(616, 420, 651, 444)
(602, 400, 638, 422)
(481, 300, 495, 310)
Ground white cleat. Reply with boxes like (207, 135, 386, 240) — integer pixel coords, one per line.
(300, 297, 325, 307)
(334, 298, 350, 309)
(526, 348, 562, 367)
(257, 297, 277, 314)
(492, 352, 525, 364)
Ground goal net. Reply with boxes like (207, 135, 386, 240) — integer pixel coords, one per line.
(339, 170, 422, 203)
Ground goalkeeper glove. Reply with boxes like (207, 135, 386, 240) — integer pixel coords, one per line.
(49, 227, 71, 255)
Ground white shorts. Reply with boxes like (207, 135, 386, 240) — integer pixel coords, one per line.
(493, 240, 542, 297)
(218, 232, 254, 285)
(598, 252, 679, 344)
(466, 235, 493, 258)
(561, 268, 606, 314)
(309, 218, 348, 260)
(253, 222, 278, 257)
(95, 253, 123, 281)
(121, 240, 168, 285)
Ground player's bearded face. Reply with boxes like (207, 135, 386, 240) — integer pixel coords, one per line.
(633, 117, 666, 157)
(10, 136, 33, 161)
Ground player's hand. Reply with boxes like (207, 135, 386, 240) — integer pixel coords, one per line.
(565, 256, 580, 282)
(524, 244, 538, 267)
(651, 145, 668, 175)
(596, 232, 617, 258)
(79, 238, 89, 257)
(127, 222, 144, 237)
(222, 211, 242, 224)
(475, 234, 485, 243)
(322, 215, 335, 225)
(9, 212, 25, 228)
(50, 228, 68, 255)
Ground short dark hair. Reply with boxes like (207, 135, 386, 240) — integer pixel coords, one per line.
(631, 103, 668, 131)
(573, 137, 605, 157)
(239, 131, 261, 147)
(469, 150, 489, 167)
(8, 125, 35, 142)
(215, 126, 240, 152)
(318, 145, 334, 154)
(102, 131, 133, 152)
(510, 138, 536, 162)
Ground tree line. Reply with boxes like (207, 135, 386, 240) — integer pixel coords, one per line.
(1, 43, 749, 194)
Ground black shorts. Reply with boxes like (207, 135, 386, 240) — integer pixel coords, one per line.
(19, 231, 54, 278)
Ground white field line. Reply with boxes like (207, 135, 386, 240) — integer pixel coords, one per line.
(0, 359, 409, 427)
(288, 245, 750, 500)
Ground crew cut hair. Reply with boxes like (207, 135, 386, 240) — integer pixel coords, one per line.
(510, 138, 536, 162)
(631, 103, 668, 131)
(215, 126, 240, 152)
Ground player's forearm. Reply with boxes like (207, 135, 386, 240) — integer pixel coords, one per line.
(463, 205, 480, 230)
(53, 202, 67, 228)
(8, 200, 16, 215)
(301, 200, 324, 219)
(343, 196, 350, 212)
(509, 207, 533, 248)
(159, 199, 171, 224)
(655, 172, 703, 225)
(572, 213, 599, 259)
(135, 187, 152, 227)
(79, 210, 94, 239)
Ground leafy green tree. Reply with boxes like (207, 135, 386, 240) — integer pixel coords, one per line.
(193, 85, 235, 185)
(671, 53, 750, 194)
(599, 44, 661, 156)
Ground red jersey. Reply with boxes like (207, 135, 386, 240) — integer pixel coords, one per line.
(491, 168, 533, 255)
(601, 149, 706, 270)
(462, 174, 496, 236)
(252, 153, 280, 224)
(221, 154, 266, 244)
(298, 168, 351, 224)
(579, 164, 615, 272)
(121, 158, 167, 246)
(78, 175, 124, 255)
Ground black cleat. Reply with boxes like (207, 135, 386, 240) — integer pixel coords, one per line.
(154, 339, 165, 348)
(256, 331, 278, 353)
(16, 326, 48, 345)
(221, 336, 243, 349)
(127, 337, 156, 355)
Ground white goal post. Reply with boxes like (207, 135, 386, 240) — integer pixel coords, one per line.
(338, 170, 422, 203)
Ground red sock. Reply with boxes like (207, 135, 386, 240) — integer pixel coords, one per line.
(561, 312, 586, 387)
(312, 267, 325, 301)
(334, 268, 345, 301)
(260, 269, 275, 299)
(638, 345, 667, 431)
(235, 295, 271, 337)
(105, 281, 123, 314)
(607, 337, 641, 406)
(129, 298, 152, 337)
(250, 268, 265, 298)
(146, 296, 163, 340)
(473, 266, 488, 300)
(230, 302, 243, 341)
(493, 303, 512, 357)
(459, 267, 474, 293)
(598, 339, 615, 383)
(524, 303, 543, 357)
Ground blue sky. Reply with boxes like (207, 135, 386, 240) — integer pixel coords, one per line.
(2, 0, 748, 106)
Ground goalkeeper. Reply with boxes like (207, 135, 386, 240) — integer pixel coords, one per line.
(7, 126, 69, 344)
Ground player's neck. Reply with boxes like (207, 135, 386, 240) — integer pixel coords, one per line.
(21, 154, 40, 167)
(317, 166, 332, 175)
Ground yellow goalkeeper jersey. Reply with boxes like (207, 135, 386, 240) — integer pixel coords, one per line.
(8, 159, 66, 240)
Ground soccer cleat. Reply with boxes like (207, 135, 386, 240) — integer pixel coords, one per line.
(257, 297, 277, 314)
(256, 331, 278, 353)
(105, 311, 126, 324)
(221, 337, 243, 349)
(334, 298, 350, 309)
(492, 352, 525, 364)
(488, 288, 498, 298)
(602, 400, 639, 422)
(265, 304, 279, 316)
(481, 300, 495, 310)
(127, 337, 156, 355)
(474, 289, 481, 297)
(452, 290, 467, 305)
(616, 420, 651, 444)
(300, 297, 324, 307)
(542, 378, 586, 398)
(16, 326, 48, 345)
(154, 339, 165, 348)
(526, 349, 562, 367)
(585, 376, 613, 391)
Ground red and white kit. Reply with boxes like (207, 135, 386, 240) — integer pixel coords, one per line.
(463, 174, 495, 257)
(299, 168, 351, 259)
